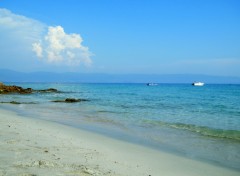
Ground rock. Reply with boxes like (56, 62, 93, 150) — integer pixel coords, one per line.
(65, 98, 81, 102)
(26, 88, 33, 91)
(10, 101, 21, 104)
(52, 98, 89, 103)
(0, 101, 37, 104)
(0, 85, 26, 94)
(0, 83, 59, 94)
(37, 88, 59, 93)
(0, 83, 33, 94)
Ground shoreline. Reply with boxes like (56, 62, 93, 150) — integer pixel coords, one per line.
(0, 108, 239, 176)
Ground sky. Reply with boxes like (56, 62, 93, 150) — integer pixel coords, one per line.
(0, 0, 240, 76)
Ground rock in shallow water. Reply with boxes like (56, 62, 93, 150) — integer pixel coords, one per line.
(0, 101, 37, 104)
(37, 88, 59, 93)
(52, 98, 89, 103)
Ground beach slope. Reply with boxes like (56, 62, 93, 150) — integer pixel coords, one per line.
(0, 109, 239, 176)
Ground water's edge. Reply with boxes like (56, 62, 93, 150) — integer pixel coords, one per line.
(0, 104, 239, 172)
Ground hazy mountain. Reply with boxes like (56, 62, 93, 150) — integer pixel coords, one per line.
(0, 69, 239, 84)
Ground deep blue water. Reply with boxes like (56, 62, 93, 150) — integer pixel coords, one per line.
(1, 83, 240, 170)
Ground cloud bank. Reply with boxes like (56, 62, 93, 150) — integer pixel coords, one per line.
(32, 26, 92, 66)
(0, 8, 92, 69)
(0, 8, 45, 45)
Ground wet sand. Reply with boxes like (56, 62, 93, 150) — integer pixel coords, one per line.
(0, 108, 239, 176)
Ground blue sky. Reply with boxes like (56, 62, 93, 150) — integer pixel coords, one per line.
(0, 0, 240, 76)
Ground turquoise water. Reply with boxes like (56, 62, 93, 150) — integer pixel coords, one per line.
(1, 83, 240, 170)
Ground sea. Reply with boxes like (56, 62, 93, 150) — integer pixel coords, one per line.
(0, 83, 240, 170)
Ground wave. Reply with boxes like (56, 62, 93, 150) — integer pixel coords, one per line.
(142, 120, 240, 141)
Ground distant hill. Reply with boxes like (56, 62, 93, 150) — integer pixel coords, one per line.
(0, 69, 239, 84)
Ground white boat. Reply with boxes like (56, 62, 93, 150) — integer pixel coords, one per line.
(147, 83, 158, 86)
(192, 82, 204, 86)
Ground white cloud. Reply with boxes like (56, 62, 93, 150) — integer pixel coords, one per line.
(67, 51, 75, 58)
(33, 26, 92, 66)
(0, 8, 92, 69)
(32, 43, 43, 57)
(0, 8, 45, 42)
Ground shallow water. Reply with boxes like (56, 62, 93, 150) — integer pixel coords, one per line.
(1, 83, 240, 170)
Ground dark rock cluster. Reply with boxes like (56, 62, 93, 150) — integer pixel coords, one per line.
(52, 98, 89, 103)
(0, 101, 37, 104)
(0, 83, 32, 94)
(0, 82, 59, 94)
(38, 88, 59, 93)
(0, 82, 89, 104)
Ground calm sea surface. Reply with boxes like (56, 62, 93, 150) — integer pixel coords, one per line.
(1, 83, 240, 170)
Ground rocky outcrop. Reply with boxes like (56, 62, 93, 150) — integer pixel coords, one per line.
(37, 88, 59, 93)
(0, 101, 37, 104)
(0, 83, 59, 94)
(1, 101, 21, 104)
(52, 98, 89, 103)
(0, 83, 32, 94)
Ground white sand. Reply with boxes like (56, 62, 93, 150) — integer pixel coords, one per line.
(0, 108, 239, 176)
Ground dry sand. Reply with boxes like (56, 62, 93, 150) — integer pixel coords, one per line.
(0, 108, 239, 176)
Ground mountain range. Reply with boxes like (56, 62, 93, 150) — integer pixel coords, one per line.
(0, 69, 239, 84)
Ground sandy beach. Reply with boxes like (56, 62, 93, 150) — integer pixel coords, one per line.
(0, 108, 239, 176)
